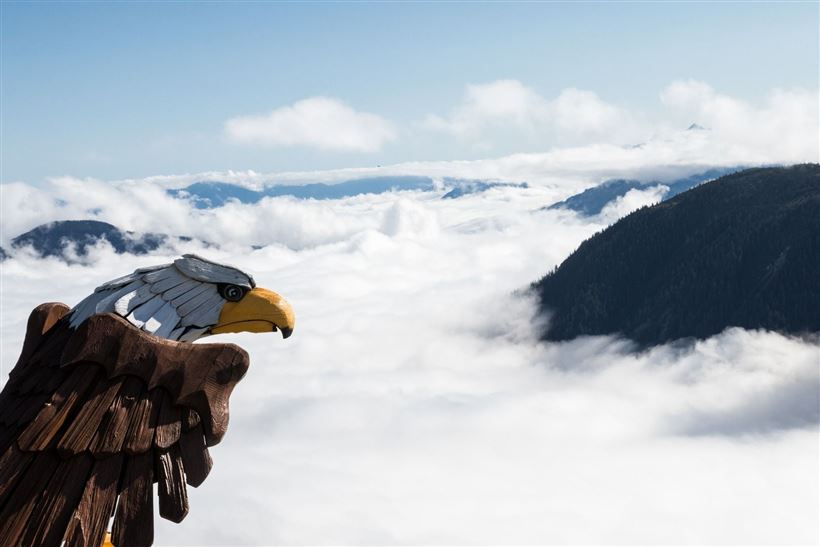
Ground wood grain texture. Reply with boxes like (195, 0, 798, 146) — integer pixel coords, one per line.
(154, 389, 182, 449)
(178, 425, 212, 488)
(0, 302, 255, 546)
(182, 407, 201, 432)
(0, 452, 61, 546)
(57, 376, 124, 457)
(63, 454, 124, 547)
(112, 452, 154, 547)
(0, 424, 21, 462)
(156, 445, 189, 523)
(13, 302, 70, 370)
(17, 364, 99, 451)
(0, 445, 31, 503)
(61, 312, 249, 445)
(124, 389, 161, 455)
(90, 377, 143, 457)
(21, 454, 94, 547)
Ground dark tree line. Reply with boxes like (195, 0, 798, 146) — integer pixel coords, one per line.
(532, 164, 820, 347)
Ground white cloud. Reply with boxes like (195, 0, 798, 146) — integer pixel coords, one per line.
(550, 87, 624, 131)
(598, 184, 669, 223)
(1, 179, 818, 544)
(0, 157, 656, 249)
(661, 79, 820, 164)
(423, 80, 548, 136)
(421, 79, 638, 145)
(225, 97, 396, 152)
(420, 79, 819, 164)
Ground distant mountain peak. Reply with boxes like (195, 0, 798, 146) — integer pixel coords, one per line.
(168, 176, 529, 208)
(545, 166, 743, 217)
(9, 219, 191, 260)
(686, 123, 707, 131)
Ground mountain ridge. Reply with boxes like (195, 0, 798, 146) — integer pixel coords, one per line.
(532, 164, 820, 347)
(9, 220, 194, 259)
(545, 166, 743, 216)
(169, 176, 528, 208)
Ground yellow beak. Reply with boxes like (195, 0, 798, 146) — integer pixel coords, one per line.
(211, 287, 295, 338)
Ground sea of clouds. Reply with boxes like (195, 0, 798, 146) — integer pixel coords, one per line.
(0, 159, 818, 545)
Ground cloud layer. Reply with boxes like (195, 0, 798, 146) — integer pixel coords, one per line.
(1, 178, 817, 544)
(225, 97, 396, 152)
(660, 79, 820, 164)
(215, 79, 818, 166)
(422, 80, 631, 142)
(419, 79, 818, 162)
(2, 79, 818, 544)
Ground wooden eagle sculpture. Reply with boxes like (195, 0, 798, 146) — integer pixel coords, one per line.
(0, 254, 295, 547)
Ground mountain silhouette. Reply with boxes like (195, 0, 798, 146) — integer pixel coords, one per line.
(10, 220, 181, 259)
(545, 167, 742, 217)
(532, 164, 820, 347)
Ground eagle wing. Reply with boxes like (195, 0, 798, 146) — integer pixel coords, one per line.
(0, 303, 250, 547)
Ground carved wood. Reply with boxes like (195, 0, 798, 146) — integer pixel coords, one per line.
(0, 302, 255, 546)
(61, 312, 249, 445)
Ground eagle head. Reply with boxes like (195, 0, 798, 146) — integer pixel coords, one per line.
(67, 254, 295, 342)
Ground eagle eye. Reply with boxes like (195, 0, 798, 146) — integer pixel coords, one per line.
(219, 284, 247, 302)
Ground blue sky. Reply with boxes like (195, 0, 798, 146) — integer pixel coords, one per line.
(2, 1, 818, 183)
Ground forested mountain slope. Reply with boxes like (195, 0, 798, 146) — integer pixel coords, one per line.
(532, 164, 820, 346)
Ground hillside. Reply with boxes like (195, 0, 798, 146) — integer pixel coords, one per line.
(532, 164, 820, 346)
(169, 176, 435, 208)
(545, 167, 741, 216)
(10, 220, 176, 258)
(169, 176, 527, 208)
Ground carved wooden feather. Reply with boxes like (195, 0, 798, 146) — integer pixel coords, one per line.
(0, 303, 251, 547)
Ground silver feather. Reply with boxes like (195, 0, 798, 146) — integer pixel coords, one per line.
(179, 327, 209, 342)
(180, 292, 224, 327)
(176, 285, 219, 317)
(161, 279, 200, 301)
(141, 266, 180, 284)
(174, 254, 254, 287)
(68, 255, 255, 342)
(149, 270, 188, 294)
(127, 295, 166, 329)
(94, 280, 145, 314)
(170, 283, 211, 308)
(143, 300, 180, 338)
(168, 326, 187, 340)
(114, 282, 155, 316)
(69, 292, 108, 328)
(95, 263, 169, 291)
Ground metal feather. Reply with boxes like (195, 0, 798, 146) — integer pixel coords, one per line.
(179, 293, 223, 327)
(179, 327, 209, 342)
(141, 267, 180, 284)
(170, 284, 211, 309)
(143, 301, 182, 339)
(115, 283, 156, 316)
(162, 280, 201, 302)
(127, 296, 166, 329)
(69, 292, 108, 328)
(94, 263, 168, 292)
(168, 326, 187, 340)
(176, 286, 219, 317)
(174, 255, 254, 288)
(149, 270, 188, 295)
(94, 280, 145, 314)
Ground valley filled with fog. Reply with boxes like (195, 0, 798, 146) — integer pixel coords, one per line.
(1, 156, 817, 544)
